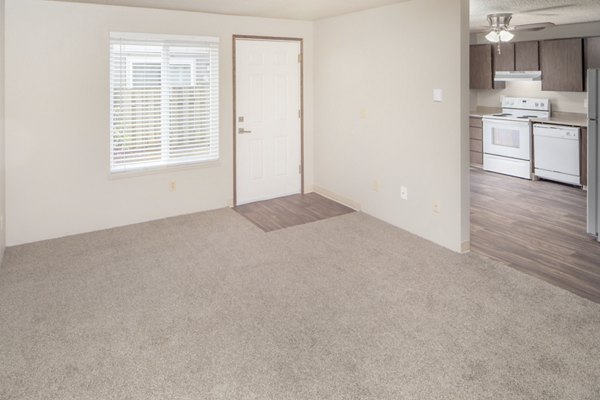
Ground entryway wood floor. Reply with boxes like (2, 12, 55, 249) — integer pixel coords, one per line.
(471, 168, 600, 303)
(234, 192, 355, 232)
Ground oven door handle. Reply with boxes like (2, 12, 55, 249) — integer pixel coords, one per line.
(483, 118, 530, 127)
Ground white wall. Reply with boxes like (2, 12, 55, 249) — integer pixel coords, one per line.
(469, 90, 478, 111)
(475, 81, 588, 113)
(471, 21, 600, 113)
(0, 0, 5, 258)
(5, 0, 314, 245)
(314, 0, 470, 252)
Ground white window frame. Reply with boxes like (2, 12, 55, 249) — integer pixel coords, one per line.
(109, 32, 219, 174)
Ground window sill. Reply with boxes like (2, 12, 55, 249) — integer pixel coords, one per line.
(108, 159, 221, 180)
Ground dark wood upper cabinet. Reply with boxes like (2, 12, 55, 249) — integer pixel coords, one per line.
(540, 38, 584, 92)
(492, 41, 538, 72)
(470, 44, 493, 90)
(470, 44, 505, 90)
(494, 43, 515, 71)
(515, 41, 539, 71)
(585, 37, 600, 70)
(470, 37, 597, 92)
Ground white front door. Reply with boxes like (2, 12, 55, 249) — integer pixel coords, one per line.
(235, 39, 302, 205)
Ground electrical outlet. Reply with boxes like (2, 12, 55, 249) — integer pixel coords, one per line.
(170, 181, 177, 192)
(373, 180, 380, 192)
(400, 186, 408, 200)
(433, 201, 441, 214)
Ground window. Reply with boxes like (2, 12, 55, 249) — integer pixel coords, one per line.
(110, 33, 219, 173)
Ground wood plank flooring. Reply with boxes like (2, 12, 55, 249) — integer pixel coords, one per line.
(234, 192, 355, 232)
(471, 168, 600, 303)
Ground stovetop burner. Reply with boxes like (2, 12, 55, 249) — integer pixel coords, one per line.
(483, 97, 551, 122)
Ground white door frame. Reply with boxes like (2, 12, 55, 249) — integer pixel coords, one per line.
(232, 35, 304, 206)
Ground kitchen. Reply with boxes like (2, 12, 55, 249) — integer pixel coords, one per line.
(468, 5, 600, 303)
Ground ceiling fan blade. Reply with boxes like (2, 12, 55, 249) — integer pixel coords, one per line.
(520, 5, 576, 14)
(511, 22, 556, 31)
(471, 26, 492, 33)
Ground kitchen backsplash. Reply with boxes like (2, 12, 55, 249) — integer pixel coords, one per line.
(472, 81, 588, 114)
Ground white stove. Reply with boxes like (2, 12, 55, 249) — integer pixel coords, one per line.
(482, 97, 551, 179)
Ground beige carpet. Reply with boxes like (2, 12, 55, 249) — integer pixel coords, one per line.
(1, 209, 599, 399)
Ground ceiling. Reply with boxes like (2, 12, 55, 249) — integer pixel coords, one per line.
(53, 0, 600, 27)
(470, 0, 600, 30)
(53, 0, 409, 20)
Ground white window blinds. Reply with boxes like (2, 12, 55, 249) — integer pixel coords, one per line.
(110, 33, 219, 173)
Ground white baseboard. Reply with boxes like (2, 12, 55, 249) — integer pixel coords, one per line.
(312, 185, 361, 211)
(461, 241, 471, 253)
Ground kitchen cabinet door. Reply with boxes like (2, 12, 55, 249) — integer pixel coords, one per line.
(586, 37, 600, 70)
(469, 117, 483, 128)
(515, 41, 539, 71)
(540, 38, 584, 92)
(494, 42, 515, 71)
(470, 45, 493, 90)
(581, 127, 587, 187)
(469, 116, 483, 166)
(470, 45, 505, 90)
(469, 126, 483, 140)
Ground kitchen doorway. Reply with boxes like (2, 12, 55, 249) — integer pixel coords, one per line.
(469, 93, 600, 303)
(233, 36, 304, 206)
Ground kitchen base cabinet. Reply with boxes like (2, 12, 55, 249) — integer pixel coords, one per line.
(469, 117, 483, 167)
(470, 151, 483, 166)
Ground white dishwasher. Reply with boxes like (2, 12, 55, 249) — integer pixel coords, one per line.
(533, 124, 580, 185)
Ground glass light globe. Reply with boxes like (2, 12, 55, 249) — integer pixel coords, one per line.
(499, 30, 514, 42)
(485, 31, 500, 43)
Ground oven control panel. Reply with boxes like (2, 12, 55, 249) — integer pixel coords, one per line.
(502, 97, 550, 112)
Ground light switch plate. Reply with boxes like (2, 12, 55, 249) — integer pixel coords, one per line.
(400, 186, 408, 200)
(433, 89, 443, 102)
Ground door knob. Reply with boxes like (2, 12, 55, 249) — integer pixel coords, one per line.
(238, 128, 252, 134)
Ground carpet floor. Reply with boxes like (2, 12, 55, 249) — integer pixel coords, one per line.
(1, 209, 599, 399)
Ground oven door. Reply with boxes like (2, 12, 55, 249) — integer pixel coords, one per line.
(483, 118, 531, 160)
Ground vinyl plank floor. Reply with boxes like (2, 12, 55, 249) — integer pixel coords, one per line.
(471, 168, 600, 303)
(235, 192, 355, 232)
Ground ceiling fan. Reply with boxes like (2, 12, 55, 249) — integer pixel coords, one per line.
(484, 13, 554, 54)
(473, 4, 578, 54)
(481, 13, 555, 53)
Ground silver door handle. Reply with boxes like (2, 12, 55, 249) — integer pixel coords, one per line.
(238, 128, 252, 134)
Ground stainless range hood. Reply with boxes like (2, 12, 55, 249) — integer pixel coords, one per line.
(494, 71, 542, 82)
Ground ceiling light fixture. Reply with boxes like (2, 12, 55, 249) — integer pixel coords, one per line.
(485, 13, 514, 54)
